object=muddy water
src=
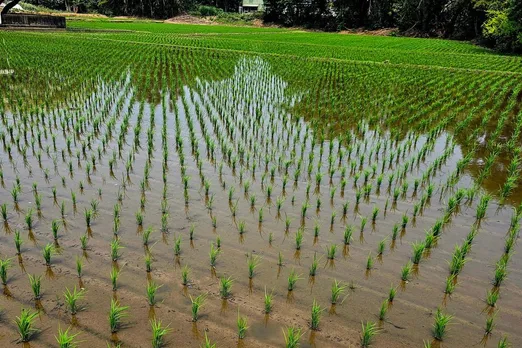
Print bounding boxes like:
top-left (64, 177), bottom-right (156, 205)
top-left (0, 56), bottom-right (521, 348)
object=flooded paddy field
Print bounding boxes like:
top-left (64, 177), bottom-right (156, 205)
top-left (0, 21), bottom-right (521, 347)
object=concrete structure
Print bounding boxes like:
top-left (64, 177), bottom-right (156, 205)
top-left (239, 0), bottom-right (263, 13)
top-left (0, 13), bottom-right (66, 28)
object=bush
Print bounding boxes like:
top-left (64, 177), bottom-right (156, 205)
top-left (198, 5), bottom-right (222, 16)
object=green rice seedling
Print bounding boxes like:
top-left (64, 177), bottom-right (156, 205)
top-left (264, 287), bottom-right (273, 314)
top-left (1, 203), bottom-right (8, 222)
top-left (14, 230), bottom-right (23, 254)
top-left (189, 224), bottom-right (195, 240)
top-left (146, 281), bottom-right (162, 306)
top-left (181, 265), bottom-right (190, 285)
top-left (283, 327), bottom-right (302, 348)
top-left (151, 319), bottom-right (171, 348)
top-left (238, 220), bottom-right (246, 234)
top-left (295, 228), bottom-right (304, 250)
top-left (202, 332), bottom-right (216, 348)
top-left (391, 223), bottom-right (400, 241)
top-left (25, 208), bottom-right (34, 230)
top-left (476, 194), bottom-right (491, 220)
top-left (342, 201), bottom-right (349, 217)
top-left (211, 215), bottom-right (217, 228)
top-left (411, 241), bottom-right (426, 264)
top-left (401, 261), bottom-right (413, 281)
top-left (64, 286), bottom-right (85, 314)
top-left (486, 289), bottom-right (499, 307)
top-left (484, 311), bottom-right (497, 335)
top-left (444, 274), bottom-right (457, 295)
top-left (285, 216), bottom-right (292, 232)
top-left (209, 242), bottom-right (220, 267)
top-left (0, 257), bottom-right (12, 285)
top-left (174, 235), bottom-right (182, 255)
top-left (449, 245), bottom-right (467, 275)
top-left (55, 326), bottom-right (80, 347)
top-left (80, 235), bottom-right (88, 251)
top-left (360, 321), bottom-right (378, 347)
top-left (110, 239), bottom-right (123, 261)
top-left (497, 336), bottom-right (509, 348)
top-left (143, 227), bottom-right (153, 246)
top-left (110, 267), bottom-right (120, 291)
top-left (377, 238), bottom-right (386, 255)
top-left (219, 276), bottom-right (233, 298)
top-left (135, 211), bottom-right (144, 226)
top-left (28, 274), bottom-right (42, 300)
top-left (287, 269), bottom-right (301, 291)
top-left (378, 299), bottom-right (388, 320)
top-left (237, 310), bottom-right (248, 339)
top-left (145, 253), bottom-right (153, 272)
top-left (108, 299), bottom-right (128, 333)
top-left (51, 219), bottom-right (60, 241)
top-left (309, 252), bottom-right (320, 276)
top-left (190, 293), bottom-right (207, 321)
top-left (250, 194), bottom-right (256, 208)
top-left (432, 307), bottom-right (452, 340)
top-left (268, 232), bottom-right (273, 245)
top-left (247, 253), bottom-right (261, 278)
top-left (278, 251), bottom-right (284, 266)
top-left (15, 308), bottom-right (39, 342)
top-left (310, 299), bottom-right (324, 330)
top-left (402, 214), bottom-right (409, 228)
top-left (327, 244), bottom-right (337, 260)
top-left (11, 186), bottom-right (19, 203)
top-left (371, 206), bottom-right (379, 222)
top-left (343, 225), bottom-right (353, 245)
top-left (300, 201), bottom-right (309, 218)
top-left (331, 279), bottom-right (346, 304)
top-left (360, 216), bottom-right (367, 232)
top-left (84, 209), bottom-right (93, 227)
top-left (493, 260), bottom-right (508, 287)
top-left (43, 243), bottom-right (55, 266)
top-left (424, 230), bottom-right (437, 249)
top-left (388, 284), bottom-right (397, 302)
top-left (76, 256), bottom-right (83, 278)
top-left (366, 253), bottom-right (374, 270)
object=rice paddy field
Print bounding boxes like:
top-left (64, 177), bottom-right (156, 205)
top-left (0, 18), bottom-right (522, 348)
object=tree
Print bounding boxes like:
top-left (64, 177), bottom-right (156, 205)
top-left (1, 0), bottom-right (22, 14)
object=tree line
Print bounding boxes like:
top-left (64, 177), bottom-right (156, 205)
top-left (20, 0), bottom-right (522, 52)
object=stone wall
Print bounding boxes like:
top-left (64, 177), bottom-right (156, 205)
top-left (0, 14), bottom-right (66, 28)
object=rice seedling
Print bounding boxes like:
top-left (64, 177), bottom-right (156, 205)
top-left (25, 208), bottom-right (34, 230)
top-left (401, 261), bottom-right (413, 281)
top-left (110, 267), bottom-right (120, 291)
top-left (484, 311), bottom-right (497, 335)
top-left (371, 206), bottom-right (379, 222)
top-left (388, 284), bottom-right (397, 302)
top-left (108, 299), bottom-right (128, 333)
top-left (493, 259), bottom-right (508, 287)
top-left (278, 251), bottom-right (284, 266)
top-left (64, 286), bottom-right (85, 314)
top-left (1, 203), bottom-right (8, 222)
top-left (55, 326), bottom-right (80, 347)
top-left (151, 319), bottom-right (171, 348)
top-left (444, 274), bottom-right (457, 295)
top-left (378, 299), bottom-right (388, 320)
top-left (283, 327), bottom-right (302, 348)
top-left (42, 243), bottom-right (55, 266)
top-left (145, 253), bottom-right (153, 272)
top-left (14, 229), bottom-right (23, 254)
top-left (360, 216), bottom-right (367, 232)
top-left (181, 265), bottom-right (190, 285)
top-left (264, 287), bottom-right (273, 314)
top-left (209, 242), bottom-right (220, 267)
top-left (80, 234), bottom-right (88, 251)
top-left (331, 279), bottom-right (346, 304)
top-left (295, 228), bottom-right (304, 250)
top-left (326, 244), bottom-right (337, 260)
top-left (247, 253), bottom-right (261, 278)
top-left (219, 276), bottom-right (233, 298)
top-left (343, 225), bottom-right (353, 245)
top-left (0, 257), bottom-right (12, 285)
top-left (174, 235), bottom-right (182, 255)
top-left (411, 241), bottom-right (426, 264)
top-left (486, 289), bottom-right (499, 307)
top-left (135, 211), bottom-right (144, 226)
top-left (377, 238), bottom-right (386, 255)
top-left (310, 299), bottom-right (324, 330)
top-left (237, 310), bottom-right (248, 339)
top-left (287, 269), bottom-right (301, 291)
top-left (366, 253), bottom-right (374, 270)
top-left (110, 239), bottom-right (123, 261)
top-left (432, 307), bottom-right (452, 340)
top-left (15, 308), bottom-right (39, 342)
top-left (28, 274), bottom-right (42, 300)
top-left (190, 293), bottom-right (207, 321)
top-left (360, 321), bottom-right (378, 347)
top-left (498, 336), bottom-right (509, 348)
